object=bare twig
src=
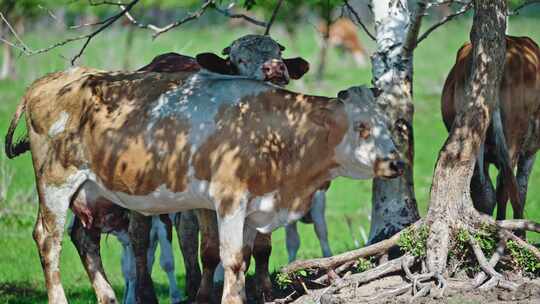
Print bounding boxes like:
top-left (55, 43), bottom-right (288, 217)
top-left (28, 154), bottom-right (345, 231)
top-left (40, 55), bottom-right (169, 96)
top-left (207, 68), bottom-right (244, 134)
top-left (416, 1), bottom-right (473, 46)
top-left (343, 0), bottom-right (376, 41)
top-left (213, 5), bottom-right (267, 27)
top-left (0, 13), bottom-right (30, 51)
top-left (264, 0), bottom-right (284, 35)
top-left (0, 0), bottom-right (140, 65)
top-left (497, 219), bottom-right (540, 233)
top-left (511, 0), bottom-right (540, 15)
top-left (89, 0), bottom-right (129, 5)
top-left (121, 0), bottom-right (213, 38)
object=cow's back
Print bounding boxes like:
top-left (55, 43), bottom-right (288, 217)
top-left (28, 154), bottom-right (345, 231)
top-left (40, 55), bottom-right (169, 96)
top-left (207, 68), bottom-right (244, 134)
top-left (441, 36), bottom-right (540, 161)
top-left (25, 68), bottom-right (193, 189)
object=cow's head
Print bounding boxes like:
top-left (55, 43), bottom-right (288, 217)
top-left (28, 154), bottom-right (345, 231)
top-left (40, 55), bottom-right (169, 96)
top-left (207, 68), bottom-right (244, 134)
top-left (195, 34), bottom-right (310, 85)
top-left (332, 86), bottom-right (404, 179)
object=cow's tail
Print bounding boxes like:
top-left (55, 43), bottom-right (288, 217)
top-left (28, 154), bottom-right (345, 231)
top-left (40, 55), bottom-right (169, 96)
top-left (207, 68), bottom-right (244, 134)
top-left (5, 100), bottom-right (30, 159)
top-left (492, 109), bottom-right (522, 219)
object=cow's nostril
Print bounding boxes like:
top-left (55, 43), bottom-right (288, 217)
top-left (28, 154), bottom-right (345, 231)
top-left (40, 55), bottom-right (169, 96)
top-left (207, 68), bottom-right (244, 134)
top-left (390, 160), bottom-right (405, 173)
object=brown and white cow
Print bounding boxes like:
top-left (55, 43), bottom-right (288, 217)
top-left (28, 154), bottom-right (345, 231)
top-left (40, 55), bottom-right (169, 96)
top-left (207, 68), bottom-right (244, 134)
top-left (320, 18), bottom-right (369, 67)
top-left (5, 35), bottom-right (311, 304)
top-left (441, 35), bottom-right (540, 220)
top-left (5, 62), bottom-right (401, 303)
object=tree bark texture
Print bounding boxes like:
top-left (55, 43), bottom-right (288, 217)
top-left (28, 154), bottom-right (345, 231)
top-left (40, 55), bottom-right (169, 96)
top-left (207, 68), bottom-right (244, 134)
top-left (425, 0), bottom-right (507, 275)
top-left (368, 0), bottom-right (424, 244)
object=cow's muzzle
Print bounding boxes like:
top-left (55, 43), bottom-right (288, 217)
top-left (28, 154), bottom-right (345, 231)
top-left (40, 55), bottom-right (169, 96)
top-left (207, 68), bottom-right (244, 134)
top-left (374, 157), bottom-right (405, 179)
top-left (262, 59), bottom-right (289, 86)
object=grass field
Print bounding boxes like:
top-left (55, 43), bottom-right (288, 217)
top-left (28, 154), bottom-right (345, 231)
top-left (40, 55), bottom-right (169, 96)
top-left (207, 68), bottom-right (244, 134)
top-left (0, 17), bottom-right (539, 303)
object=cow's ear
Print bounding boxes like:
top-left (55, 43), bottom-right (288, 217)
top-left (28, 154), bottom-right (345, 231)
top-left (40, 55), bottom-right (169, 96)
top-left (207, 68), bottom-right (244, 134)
top-left (283, 57), bottom-right (310, 79)
top-left (196, 52), bottom-right (236, 75)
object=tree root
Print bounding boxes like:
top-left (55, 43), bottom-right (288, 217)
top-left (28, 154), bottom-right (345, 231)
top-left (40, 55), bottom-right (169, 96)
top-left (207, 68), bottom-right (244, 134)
top-left (497, 219), bottom-right (540, 233)
top-left (468, 231), bottom-right (518, 291)
top-left (275, 218), bottom-right (540, 303)
top-left (281, 220), bottom-right (422, 274)
top-left (503, 230), bottom-right (540, 261)
top-left (360, 283), bottom-right (412, 302)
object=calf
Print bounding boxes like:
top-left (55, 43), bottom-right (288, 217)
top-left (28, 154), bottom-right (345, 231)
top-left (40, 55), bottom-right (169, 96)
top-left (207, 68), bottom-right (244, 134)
top-left (441, 35), bottom-right (540, 220)
top-left (320, 18), bottom-right (369, 67)
top-left (6, 63), bottom-right (402, 303)
top-left (285, 181), bottom-right (332, 262)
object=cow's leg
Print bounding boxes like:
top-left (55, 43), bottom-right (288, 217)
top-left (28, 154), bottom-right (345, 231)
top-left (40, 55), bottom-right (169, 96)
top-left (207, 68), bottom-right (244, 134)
top-left (252, 233), bottom-right (273, 302)
top-left (34, 174), bottom-right (88, 304)
top-left (128, 212), bottom-right (158, 304)
top-left (176, 210), bottom-right (201, 301)
top-left (196, 209), bottom-right (220, 303)
top-left (470, 146), bottom-right (497, 215)
top-left (217, 202), bottom-right (249, 304)
top-left (146, 217), bottom-right (159, 275)
top-left (156, 215), bottom-right (183, 304)
top-left (495, 173), bottom-right (509, 220)
top-left (285, 222), bottom-right (300, 262)
top-left (311, 190), bottom-right (332, 258)
top-left (116, 233), bottom-right (136, 304)
top-left (516, 153), bottom-right (536, 213)
top-left (70, 217), bottom-right (117, 304)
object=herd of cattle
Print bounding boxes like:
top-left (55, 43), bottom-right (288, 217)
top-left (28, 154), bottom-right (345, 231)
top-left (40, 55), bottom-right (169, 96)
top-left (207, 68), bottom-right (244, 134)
top-left (3, 18), bottom-right (540, 304)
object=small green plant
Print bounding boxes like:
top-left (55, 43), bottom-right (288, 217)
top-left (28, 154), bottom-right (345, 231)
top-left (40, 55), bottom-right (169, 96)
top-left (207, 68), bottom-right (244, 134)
top-left (474, 225), bottom-right (497, 257)
top-left (355, 257), bottom-right (374, 273)
top-left (275, 272), bottom-right (293, 289)
top-left (507, 240), bottom-right (540, 274)
top-left (275, 269), bottom-right (309, 289)
top-left (398, 225), bottom-right (429, 257)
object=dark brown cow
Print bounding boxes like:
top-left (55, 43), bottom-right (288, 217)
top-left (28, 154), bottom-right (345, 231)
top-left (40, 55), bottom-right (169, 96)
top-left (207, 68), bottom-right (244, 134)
top-left (441, 35), bottom-right (540, 220)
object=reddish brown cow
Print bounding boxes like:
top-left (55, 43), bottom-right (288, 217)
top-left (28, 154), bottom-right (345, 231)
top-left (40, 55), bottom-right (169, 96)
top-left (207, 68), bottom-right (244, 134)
top-left (441, 36), bottom-right (540, 220)
top-left (320, 18), bottom-right (369, 67)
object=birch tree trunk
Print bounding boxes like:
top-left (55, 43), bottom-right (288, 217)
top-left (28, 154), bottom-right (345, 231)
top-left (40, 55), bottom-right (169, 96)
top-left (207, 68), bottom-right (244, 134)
top-left (368, 0), bottom-right (424, 243)
top-left (425, 0), bottom-right (507, 274)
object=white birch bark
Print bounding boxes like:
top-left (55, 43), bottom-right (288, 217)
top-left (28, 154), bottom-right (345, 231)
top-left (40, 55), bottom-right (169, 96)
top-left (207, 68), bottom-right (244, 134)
top-left (367, 0), bottom-right (424, 243)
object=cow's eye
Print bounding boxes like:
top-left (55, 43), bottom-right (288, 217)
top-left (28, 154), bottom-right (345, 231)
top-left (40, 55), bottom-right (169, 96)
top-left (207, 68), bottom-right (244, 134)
top-left (354, 122), bottom-right (371, 139)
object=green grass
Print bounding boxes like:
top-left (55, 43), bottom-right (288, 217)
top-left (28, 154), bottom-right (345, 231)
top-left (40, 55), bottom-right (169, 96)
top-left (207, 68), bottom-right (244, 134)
top-left (0, 17), bottom-right (539, 303)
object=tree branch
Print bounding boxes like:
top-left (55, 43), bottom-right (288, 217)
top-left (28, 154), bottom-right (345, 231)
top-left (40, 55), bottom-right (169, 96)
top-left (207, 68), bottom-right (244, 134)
top-left (343, 0), bottom-right (376, 41)
top-left (511, 0), bottom-right (540, 15)
top-left (264, 0), bottom-right (284, 35)
top-left (0, 0), bottom-right (140, 65)
top-left (416, 1), bottom-right (472, 46)
top-left (213, 5), bottom-right (267, 27)
top-left (403, 0), bottom-right (428, 57)
top-left (121, 0), bottom-right (213, 38)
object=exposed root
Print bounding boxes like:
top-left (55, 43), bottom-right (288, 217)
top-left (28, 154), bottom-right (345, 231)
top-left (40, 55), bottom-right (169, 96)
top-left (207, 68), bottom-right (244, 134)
top-left (503, 230), bottom-right (540, 261)
top-left (473, 237), bottom-right (506, 286)
top-left (313, 260), bottom-right (355, 285)
top-left (281, 220), bottom-right (422, 274)
top-left (497, 219), bottom-right (540, 233)
top-left (335, 254), bottom-right (414, 291)
top-left (468, 231), bottom-right (518, 291)
top-left (361, 283), bottom-right (412, 302)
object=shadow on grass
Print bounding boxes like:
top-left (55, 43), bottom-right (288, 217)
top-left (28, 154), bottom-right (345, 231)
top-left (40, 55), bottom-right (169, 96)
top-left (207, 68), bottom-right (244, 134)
top-left (0, 281), bottom-right (176, 304)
